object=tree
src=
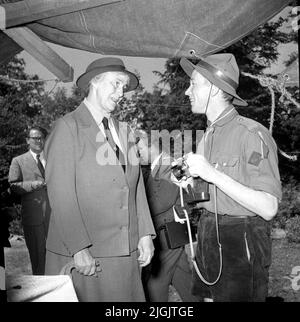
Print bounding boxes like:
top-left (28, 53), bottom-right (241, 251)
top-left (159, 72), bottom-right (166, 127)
top-left (0, 58), bottom-right (84, 181)
top-left (0, 57), bottom-right (45, 179)
top-left (35, 85), bottom-right (83, 131)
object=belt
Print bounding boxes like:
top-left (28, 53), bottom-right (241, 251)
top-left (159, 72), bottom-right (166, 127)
top-left (152, 210), bottom-right (175, 230)
top-left (201, 209), bottom-right (256, 220)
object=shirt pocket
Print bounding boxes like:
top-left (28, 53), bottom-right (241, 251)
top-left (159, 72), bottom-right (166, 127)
top-left (212, 155), bottom-right (240, 180)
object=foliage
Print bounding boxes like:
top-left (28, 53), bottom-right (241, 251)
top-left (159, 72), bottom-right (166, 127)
top-left (0, 59), bottom-right (83, 182)
top-left (9, 216), bottom-right (23, 236)
top-left (285, 216), bottom-right (300, 244)
top-left (273, 178), bottom-right (300, 229)
top-left (0, 57), bottom-right (45, 179)
top-left (36, 85), bottom-right (83, 132)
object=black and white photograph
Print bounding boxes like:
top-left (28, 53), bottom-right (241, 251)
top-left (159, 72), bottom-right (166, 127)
top-left (0, 0), bottom-right (299, 308)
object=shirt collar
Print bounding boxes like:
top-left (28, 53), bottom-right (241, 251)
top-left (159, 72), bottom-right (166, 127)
top-left (207, 105), bottom-right (238, 128)
top-left (84, 98), bottom-right (107, 126)
top-left (30, 150), bottom-right (44, 160)
top-left (151, 153), bottom-right (163, 171)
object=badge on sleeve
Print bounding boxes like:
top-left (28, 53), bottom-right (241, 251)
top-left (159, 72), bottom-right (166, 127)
top-left (248, 151), bottom-right (262, 166)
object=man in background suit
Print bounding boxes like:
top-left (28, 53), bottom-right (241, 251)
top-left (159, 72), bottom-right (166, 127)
top-left (137, 131), bottom-right (198, 302)
top-left (44, 57), bottom-right (155, 302)
top-left (8, 126), bottom-right (49, 275)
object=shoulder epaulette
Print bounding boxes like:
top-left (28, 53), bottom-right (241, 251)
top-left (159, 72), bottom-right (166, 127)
top-left (237, 116), bottom-right (275, 158)
top-left (236, 116), bottom-right (261, 133)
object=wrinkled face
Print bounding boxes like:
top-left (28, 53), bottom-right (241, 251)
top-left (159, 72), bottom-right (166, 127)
top-left (92, 71), bottom-right (130, 114)
top-left (26, 129), bottom-right (45, 154)
top-left (185, 70), bottom-right (212, 114)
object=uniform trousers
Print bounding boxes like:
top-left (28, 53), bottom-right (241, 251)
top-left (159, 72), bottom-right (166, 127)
top-left (45, 249), bottom-right (145, 302)
top-left (23, 223), bottom-right (46, 275)
top-left (192, 211), bottom-right (272, 302)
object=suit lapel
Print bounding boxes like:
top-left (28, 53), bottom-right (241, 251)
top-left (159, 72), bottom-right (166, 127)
top-left (151, 154), bottom-right (162, 179)
top-left (113, 118), bottom-right (128, 165)
top-left (76, 103), bottom-right (127, 175)
top-left (25, 151), bottom-right (43, 178)
top-left (76, 103), bottom-right (104, 150)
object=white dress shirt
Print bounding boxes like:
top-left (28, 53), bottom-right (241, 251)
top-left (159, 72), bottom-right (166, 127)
top-left (30, 150), bottom-right (46, 168)
top-left (151, 153), bottom-right (163, 172)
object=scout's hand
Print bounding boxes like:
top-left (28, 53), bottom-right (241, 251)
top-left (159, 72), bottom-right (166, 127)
top-left (185, 153), bottom-right (216, 183)
top-left (73, 248), bottom-right (100, 276)
top-left (137, 235), bottom-right (154, 267)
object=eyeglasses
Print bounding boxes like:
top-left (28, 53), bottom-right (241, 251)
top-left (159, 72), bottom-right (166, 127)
top-left (28, 137), bottom-right (44, 141)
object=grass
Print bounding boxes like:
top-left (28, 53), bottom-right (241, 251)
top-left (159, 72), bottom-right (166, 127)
top-left (4, 236), bottom-right (31, 277)
top-left (4, 236), bottom-right (300, 302)
top-left (268, 239), bottom-right (300, 302)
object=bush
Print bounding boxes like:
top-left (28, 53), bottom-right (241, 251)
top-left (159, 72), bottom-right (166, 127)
top-left (285, 216), bottom-right (300, 244)
top-left (8, 204), bottom-right (23, 236)
top-left (9, 217), bottom-right (23, 236)
top-left (273, 179), bottom-right (300, 229)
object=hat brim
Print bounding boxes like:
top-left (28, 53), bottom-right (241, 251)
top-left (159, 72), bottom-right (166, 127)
top-left (76, 66), bottom-right (139, 92)
top-left (180, 58), bottom-right (248, 107)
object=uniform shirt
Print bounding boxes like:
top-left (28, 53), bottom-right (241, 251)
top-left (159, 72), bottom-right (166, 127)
top-left (197, 106), bottom-right (282, 217)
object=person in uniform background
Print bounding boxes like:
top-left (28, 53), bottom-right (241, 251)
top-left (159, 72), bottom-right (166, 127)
top-left (44, 57), bottom-right (155, 302)
top-left (8, 126), bottom-right (49, 275)
top-left (136, 130), bottom-right (199, 302)
top-left (175, 53), bottom-right (282, 302)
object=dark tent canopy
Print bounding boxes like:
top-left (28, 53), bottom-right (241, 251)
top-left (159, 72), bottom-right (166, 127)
top-left (0, 0), bottom-right (293, 81)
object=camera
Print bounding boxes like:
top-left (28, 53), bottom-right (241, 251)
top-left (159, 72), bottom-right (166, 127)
top-left (171, 158), bottom-right (210, 204)
top-left (171, 159), bottom-right (190, 181)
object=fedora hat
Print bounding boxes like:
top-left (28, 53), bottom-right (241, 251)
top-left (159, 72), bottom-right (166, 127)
top-left (180, 54), bottom-right (248, 106)
top-left (76, 57), bottom-right (139, 92)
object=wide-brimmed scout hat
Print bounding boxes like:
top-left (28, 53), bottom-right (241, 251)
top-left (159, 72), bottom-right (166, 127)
top-left (180, 53), bottom-right (248, 106)
top-left (76, 57), bottom-right (139, 92)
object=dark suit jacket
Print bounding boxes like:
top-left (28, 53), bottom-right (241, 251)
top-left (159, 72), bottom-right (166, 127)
top-left (144, 154), bottom-right (179, 230)
top-left (8, 151), bottom-right (49, 227)
top-left (44, 102), bottom-right (155, 258)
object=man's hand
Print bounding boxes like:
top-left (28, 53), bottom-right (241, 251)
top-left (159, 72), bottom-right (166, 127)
top-left (137, 235), bottom-right (154, 267)
top-left (184, 153), bottom-right (217, 183)
top-left (31, 180), bottom-right (46, 190)
top-left (73, 248), bottom-right (100, 276)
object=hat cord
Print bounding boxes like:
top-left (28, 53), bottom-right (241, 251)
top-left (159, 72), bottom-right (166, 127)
top-left (204, 83), bottom-right (213, 116)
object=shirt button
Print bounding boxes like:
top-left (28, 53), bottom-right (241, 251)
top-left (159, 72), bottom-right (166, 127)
top-left (223, 162), bottom-right (227, 166)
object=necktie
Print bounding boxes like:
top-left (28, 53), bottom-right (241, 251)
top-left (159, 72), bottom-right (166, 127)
top-left (102, 117), bottom-right (126, 171)
top-left (36, 154), bottom-right (45, 179)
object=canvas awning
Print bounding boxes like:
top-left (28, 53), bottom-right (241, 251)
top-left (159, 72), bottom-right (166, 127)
top-left (0, 0), bottom-right (293, 82)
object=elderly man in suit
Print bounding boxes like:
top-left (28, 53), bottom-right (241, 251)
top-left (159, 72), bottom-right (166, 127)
top-left (8, 126), bottom-right (49, 275)
top-left (44, 57), bottom-right (155, 302)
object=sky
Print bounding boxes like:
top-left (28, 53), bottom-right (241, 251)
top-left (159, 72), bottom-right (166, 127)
top-left (20, 46), bottom-right (167, 94)
top-left (18, 5), bottom-right (298, 95)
